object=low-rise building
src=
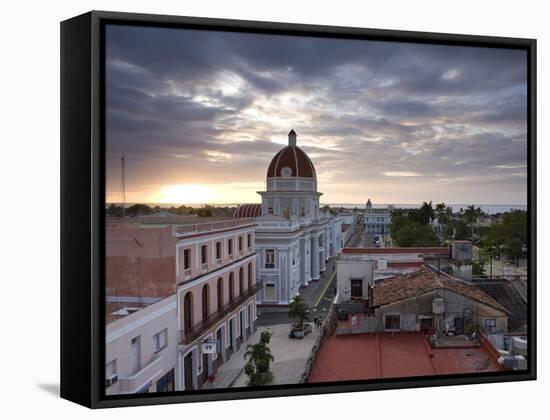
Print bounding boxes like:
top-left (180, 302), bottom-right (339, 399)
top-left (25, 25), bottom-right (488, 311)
top-left (335, 267), bottom-right (509, 336)
top-left (338, 246), bottom-right (451, 284)
top-left (370, 268), bottom-right (509, 335)
top-left (106, 295), bottom-right (178, 394)
top-left (105, 223), bottom-right (179, 395)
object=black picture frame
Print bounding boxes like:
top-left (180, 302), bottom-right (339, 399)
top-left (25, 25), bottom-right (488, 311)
top-left (61, 10), bottom-right (537, 409)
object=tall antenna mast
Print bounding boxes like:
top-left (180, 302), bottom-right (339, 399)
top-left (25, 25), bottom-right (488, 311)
top-left (121, 151), bottom-right (126, 218)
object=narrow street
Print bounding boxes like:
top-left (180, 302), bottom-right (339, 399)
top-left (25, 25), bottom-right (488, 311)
top-left (350, 230), bottom-right (374, 247)
top-left (257, 257), bottom-right (337, 326)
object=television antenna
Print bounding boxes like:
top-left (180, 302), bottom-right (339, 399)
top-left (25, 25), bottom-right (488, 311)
top-left (121, 151), bottom-right (126, 218)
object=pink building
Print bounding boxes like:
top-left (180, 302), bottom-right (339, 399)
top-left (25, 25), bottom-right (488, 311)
top-left (174, 218), bottom-right (260, 390)
top-left (105, 218), bottom-right (260, 394)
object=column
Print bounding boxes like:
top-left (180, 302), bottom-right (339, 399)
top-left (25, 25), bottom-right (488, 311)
top-left (320, 232), bottom-right (327, 272)
top-left (300, 237), bottom-right (309, 286)
top-left (311, 234), bottom-right (320, 280)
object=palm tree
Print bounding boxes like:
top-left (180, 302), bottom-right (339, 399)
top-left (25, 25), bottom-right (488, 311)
top-left (435, 203), bottom-right (448, 224)
top-left (464, 205), bottom-right (482, 240)
top-left (288, 295), bottom-right (309, 329)
top-left (243, 331), bottom-right (274, 386)
top-left (418, 201), bottom-right (436, 225)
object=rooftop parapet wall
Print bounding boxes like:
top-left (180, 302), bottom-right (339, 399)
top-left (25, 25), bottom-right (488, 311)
top-left (172, 218), bottom-right (255, 238)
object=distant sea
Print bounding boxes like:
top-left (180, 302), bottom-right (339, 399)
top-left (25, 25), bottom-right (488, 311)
top-left (325, 203), bottom-right (527, 215)
top-left (108, 202), bottom-right (527, 215)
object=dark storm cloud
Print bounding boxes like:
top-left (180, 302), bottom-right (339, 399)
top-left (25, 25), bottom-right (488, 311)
top-left (105, 23), bottom-right (527, 204)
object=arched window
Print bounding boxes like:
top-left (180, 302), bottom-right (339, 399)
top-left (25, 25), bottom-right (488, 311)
top-left (201, 284), bottom-right (209, 322)
top-left (239, 267), bottom-right (244, 296)
top-left (217, 277), bottom-right (223, 310)
top-left (183, 292), bottom-right (193, 334)
top-left (229, 272), bottom-right (235, 301)
top-left (248, 262), bottom-right (253, 289)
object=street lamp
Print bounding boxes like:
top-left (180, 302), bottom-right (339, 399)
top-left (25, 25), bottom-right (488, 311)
top-left (520, 243), bottom-right (527, 267)
top-left (489, 246), bottom-right (496, 279)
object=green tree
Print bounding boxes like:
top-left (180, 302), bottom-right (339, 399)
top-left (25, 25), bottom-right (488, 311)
top-left (106, 203), bottom-right (123, 217)
top-left (126, 203), bottom-right (152, 216)
top-left (390, 214), bottom-right (409, 235)
top-left (463, 205), bottom-right (483, 239)
top-left (288, 295), bottom-right (309, 329)
top-left (409, 201), bottom-right (435, 225)
top-left (447, 219), bottom-right (471, 241)
top-left (435, 202), bottom-right (450, 225)
top-left (484, 210), bottom-right (527, 265)
top-left (244, 331), bottom-right (274, 386)
top-left (393, 221), bottom-right (440, 247)
top-left (196, 204), bottom-right (213, 217)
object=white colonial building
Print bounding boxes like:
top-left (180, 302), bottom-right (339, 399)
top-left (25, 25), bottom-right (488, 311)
top-left (234, 130), bottom-right (344, 305)
top-left (364, 198), bottom-right (392, 234)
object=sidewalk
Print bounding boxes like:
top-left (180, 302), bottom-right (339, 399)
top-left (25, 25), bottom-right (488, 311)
top-left (205, 323), bottom-right (321, 389)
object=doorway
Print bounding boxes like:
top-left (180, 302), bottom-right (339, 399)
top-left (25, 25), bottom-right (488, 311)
top-left (216, 328), bottom-right (223, 361)
top-left (455, 317), bottom-right (465, 335)
top-left (183, 352), bottom-right (194, 391)
top-left (201, 346), bottom-right (209, 384)
top-left (229, 318), bottom-right (235, 353)
top-left (131, 336), bottom-right (141, 374)
top-left (240, 311), bottom-right (245, 340)
top-left (420, 317), bottom-right (433, 333)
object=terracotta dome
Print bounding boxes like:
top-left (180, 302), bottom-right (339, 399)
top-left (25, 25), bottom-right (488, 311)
top-left (266, 130), bottom-right (317, 179)
top-left (233, 204), bottom-right (261, 218)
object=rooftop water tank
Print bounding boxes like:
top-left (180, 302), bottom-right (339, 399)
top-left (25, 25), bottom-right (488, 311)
top-left (499, 355), bottom-right (518, 369)
top-left (515, 355), bottom-right (528, 370)
top-left (512, 337), bottom-right (528, 356)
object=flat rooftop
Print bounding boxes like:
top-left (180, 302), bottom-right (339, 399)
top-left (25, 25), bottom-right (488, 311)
top-left (308, 332), bottom-right (503, 383)
top-left (106, 215), bottom-right (235, 227)
top-left (341, 247), bottom-right (450, 255)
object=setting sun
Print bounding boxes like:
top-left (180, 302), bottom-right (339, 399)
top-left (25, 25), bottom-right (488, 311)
top-left (156, 184), bottom-right (212, 204)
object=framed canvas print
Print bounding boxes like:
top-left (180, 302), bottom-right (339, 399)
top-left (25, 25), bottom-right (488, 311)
top-left (60, 11), bottom-right (536, 408)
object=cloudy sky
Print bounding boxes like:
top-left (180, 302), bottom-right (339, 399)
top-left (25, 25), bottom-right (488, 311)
top-left (105, 24), bottom-right (527, 206)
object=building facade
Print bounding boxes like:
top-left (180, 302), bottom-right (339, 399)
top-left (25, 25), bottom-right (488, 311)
top-left (106, 294), bottom-right (178, 395)
top-left (247, 130), bottom-right (344, 305)
top-left (105, 218), bottom-right (260, 394)
top-left (174, 218), bottom-right (259, 390)
top-left (364, 199), bottom-right (392, 234)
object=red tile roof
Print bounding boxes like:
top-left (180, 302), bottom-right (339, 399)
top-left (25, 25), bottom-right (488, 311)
top-left (373, 268), bottom-right (508, 313)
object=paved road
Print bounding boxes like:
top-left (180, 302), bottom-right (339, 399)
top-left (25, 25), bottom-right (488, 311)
top-left (257, 257), bottom-right (337, 326)
top-left (350, 229), bottom-right (375, 248)
top-left (299, 257), bottom-right (336, 308)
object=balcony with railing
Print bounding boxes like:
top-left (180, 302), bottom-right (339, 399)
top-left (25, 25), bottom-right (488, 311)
top-left (118, 354), bottom-right (163, 393)
top-left (172, 218), bottom-right (255, 238)
top-left (179, 281), bottom-right (263, 345)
